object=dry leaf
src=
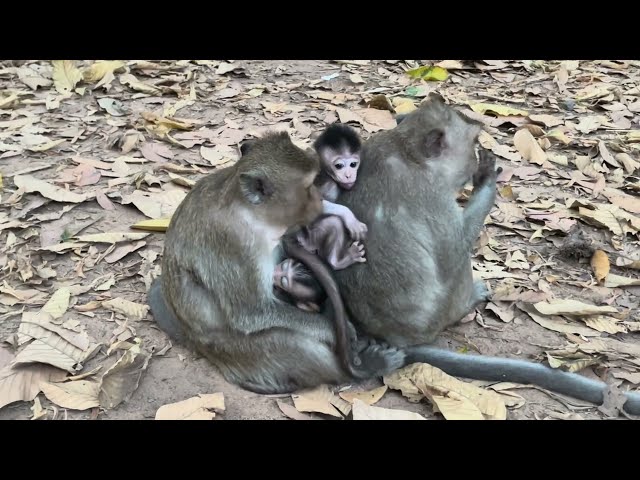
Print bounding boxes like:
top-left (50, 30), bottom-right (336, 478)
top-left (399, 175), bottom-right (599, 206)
top-left (529, 114), bottom-right (564, 127)
top-left (52, 60), bottom-right (82, 94)
top-left (74, 232), bottom-right (150, 244)
top-left (41, 287), bottom-right (70, 319)
top-left (603, 274), bottom-right (640, 288)
top-left (102, 298), bottom-right (149, 321)
top-left (155, 393), bottom-right (225, 420)
top-left (40, 380), bottom-right (100, 410)
top-left (131, 218), bottom-right (171, 232)
top-left (590, 250), bottom-right (610, 283)
top-left (384, 363), bottom-right (507, 420)
top-left (291, 384), bottom-right (343, 418)
top-left (352, 399), bottom-right (426, 420)
top-left (104, 240), bottom-right (146, 264)
top-left (200, 145), bottom-right (237, 167)
top-left (99, 340), bottom-right (151, 409)
top-left (119, 73), bottom-right (161, 95)
top-left (0, 364), bottom-right (67, 409)
top-left (518, 303), bottom-right (601, 337)
top-left (533, 299), bottom-right (618, 316)
top-left (339, 385), bottom-right (388, 405)
top-left (470, 103), bottom-right (528, 117)
top-left (14, 175), bottom-right (88, 203)
top-left (277, 400), bottom-right (315, 420)
top-left (514, 129), bottom-right (547, 166)
top-left (583, 316), bottom-right (627, 334)
top-left (83, 61), bottom-right (125, 83)
top-left (121, 190), bottom-right (186, 219)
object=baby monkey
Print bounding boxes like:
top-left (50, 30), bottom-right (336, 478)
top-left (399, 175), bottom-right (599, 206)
top-left (273, 123), bottom-right (367, 311)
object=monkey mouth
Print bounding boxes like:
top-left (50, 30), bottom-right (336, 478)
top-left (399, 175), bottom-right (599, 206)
top-left (341, 181), bottom-right (356, 190)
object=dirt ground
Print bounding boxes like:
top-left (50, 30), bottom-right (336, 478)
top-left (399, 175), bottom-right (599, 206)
top-left (0, 60), bottom-right (639, 420)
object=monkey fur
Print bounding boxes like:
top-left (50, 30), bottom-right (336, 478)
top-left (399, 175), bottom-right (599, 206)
top-left (148, 131), bottom-right (402, 394)
top-left (332, 92), bottom-right (640, 416)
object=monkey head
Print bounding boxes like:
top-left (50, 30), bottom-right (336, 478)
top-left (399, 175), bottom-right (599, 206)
top-left (273, 258), bottom-right (326, 309)
top-left (238, 132), bottom-right (323, 228)
top-left (397, 92), bottom-right (483, 190)
top-left (313, 123), bottom-right (362, 190)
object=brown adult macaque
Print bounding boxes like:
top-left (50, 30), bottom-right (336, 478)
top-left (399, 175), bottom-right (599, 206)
top-left (148, 132), bottom-right (404, 394)
top-left (332, 92), bottom-right (640, 416)
top-left (273, 258), bottom-right (326, 313)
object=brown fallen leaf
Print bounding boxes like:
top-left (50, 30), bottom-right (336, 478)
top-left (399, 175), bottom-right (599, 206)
top-left (40, 287), bottom-right (70, 319)
top-left (518, 303), bottom-right (601, 337)
top-left (533, 299), bottom-right (618, 316)
top-left (277, 400), bottom-right (316, 420)
top-left (352, 399), bottom-right (426, 420)
top-left (514, 129), bottom-right (547, 166)
top-left (102, 298), bottom-right (150, 321)
top-left (99, 340), bottom-right (151, 409)
top-left (14, 175), bottom-right (88, 203)
top-left (40, 379), bottom-right (100, 410)
top-left (104, 240), bottom-right (146, 264)
top-left (82, 61), bottom-right (125, 83)
top-left (582, 316), bottom-right (627, 334)
top-left (339, 385), bottom-right (388, 405)
top-left (384, 362), bottom-right (507, 420)
top-left (74, 232), bottom-right (149, 244)
top-left (591, 250), bottom-right (610, 283)
top-left (485, 302), bottom-right (516, 323)
top-left (52, 60), bottom-right (82, 94)
top-left (0, 364), bottom-right (67, 410)
top-left (603, 274), bottom-right (640, 288)
top-left (155, 393), bottom-right (225, 420)
top-left (121, 189), bottom-right (186, 219)
top-left (291, 384), bottom-right (343, 418)
top-left (96, 191), bottom-right (115, 210)
top-left (200, 145), bottom-right (237, 167)
top-left (141, 142), bottom-right (174, 163)
top-left (119, 73), bottom-right (162, 95)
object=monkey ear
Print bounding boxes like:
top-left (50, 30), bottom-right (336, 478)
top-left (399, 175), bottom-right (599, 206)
top-left (424, 128), bottom-right (445, 158)
top-left (240, 140), bottom-right (256, 156)
top-left (239, 172), bottom-right (275, 205)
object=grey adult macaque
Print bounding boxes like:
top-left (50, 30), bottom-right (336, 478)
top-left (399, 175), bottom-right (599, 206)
top-left (332, 92), bottom-right (640, 416)
top-left (148, 132), bottom-right (405, 393)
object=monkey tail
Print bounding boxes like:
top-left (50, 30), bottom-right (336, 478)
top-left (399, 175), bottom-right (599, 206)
top-left (405, 345), bottom-right (640, 416)
top-left (281, 237), bottom-right (361, 378)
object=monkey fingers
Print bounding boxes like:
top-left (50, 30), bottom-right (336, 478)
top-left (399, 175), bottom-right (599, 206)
top-left (473, 149), bottom-right (502, 187)
top-left (344, 217), bottom-right (368, 241)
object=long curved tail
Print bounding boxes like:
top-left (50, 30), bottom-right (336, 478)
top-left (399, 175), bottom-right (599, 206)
top-left (405, 345), bottom-right (640, 416)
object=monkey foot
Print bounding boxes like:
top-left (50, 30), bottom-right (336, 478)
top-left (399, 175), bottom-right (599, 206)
top-left (356, 342), bottom-right (406, 377)
top-left (348, 242), bottom-right (366, 263)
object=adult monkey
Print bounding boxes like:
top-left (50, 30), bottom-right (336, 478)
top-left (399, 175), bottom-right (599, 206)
top-left (332, 92), bottom-right (640, 416)
top-left (148, 131), bottom-right (404, 394)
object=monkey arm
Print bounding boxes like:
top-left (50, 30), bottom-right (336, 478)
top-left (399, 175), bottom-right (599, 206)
top-left (322, 200), bottom-right (367, 241)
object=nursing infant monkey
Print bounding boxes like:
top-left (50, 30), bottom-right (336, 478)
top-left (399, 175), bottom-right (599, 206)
top-left (148, 93), bottom-right (640, 415)
top-left (271, 124), bottom-right (366, 312)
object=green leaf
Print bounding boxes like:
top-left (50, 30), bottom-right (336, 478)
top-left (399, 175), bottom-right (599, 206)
top-left (406, 65), bottom-right (449, 81)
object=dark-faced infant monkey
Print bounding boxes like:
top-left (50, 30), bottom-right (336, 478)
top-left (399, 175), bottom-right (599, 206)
top-left (148, 131), bottom-right (405, 394)
top-left (333, 92), bottom-right (640, 416)
top-left (272, 258), bottom-right (326, 312)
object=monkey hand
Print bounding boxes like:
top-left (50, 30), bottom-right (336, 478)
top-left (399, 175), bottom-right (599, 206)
top-left (473, 149), bottom-right (502, 188)
top-left (344, 215), bottom-right (368, 241)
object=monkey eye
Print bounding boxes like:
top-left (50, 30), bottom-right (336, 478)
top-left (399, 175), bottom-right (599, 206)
top-left (350, 162), bottom-right (358, 168)
top-left (281, 277), bottom-right (289, 289)
top-left (335, 163), bottom-right (344, 170)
